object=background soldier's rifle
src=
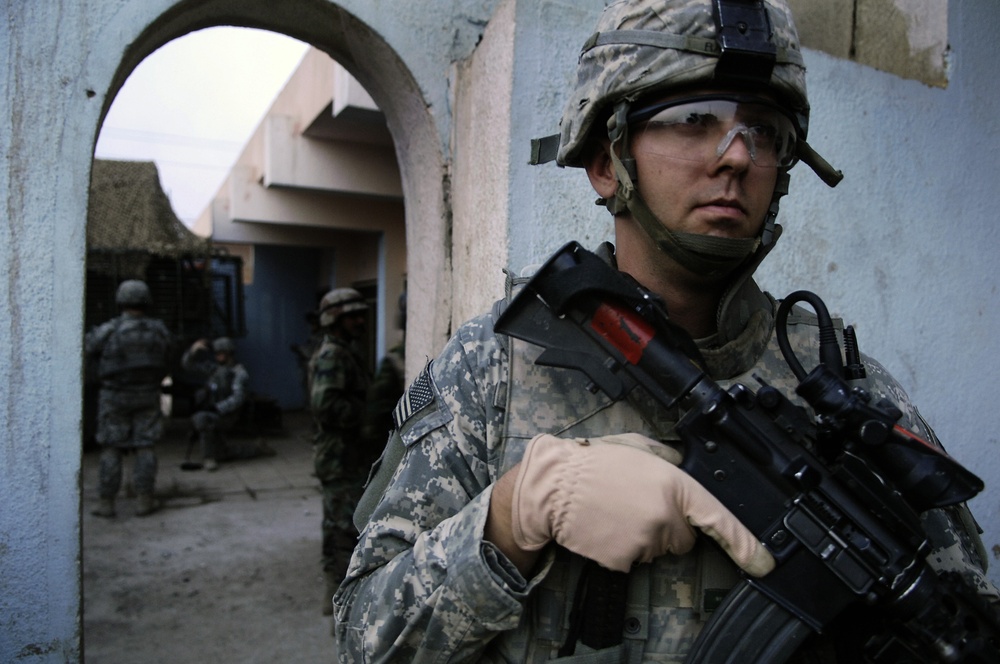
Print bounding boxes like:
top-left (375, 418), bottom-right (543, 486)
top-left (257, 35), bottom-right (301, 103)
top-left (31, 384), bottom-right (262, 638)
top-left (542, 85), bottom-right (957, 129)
top-left (495, 241), bottom-right (1000, 662)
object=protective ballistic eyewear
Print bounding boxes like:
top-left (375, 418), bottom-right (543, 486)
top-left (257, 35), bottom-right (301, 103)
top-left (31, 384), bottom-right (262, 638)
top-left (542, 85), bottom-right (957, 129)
top-left (628, 95), bottom-right (799, 168)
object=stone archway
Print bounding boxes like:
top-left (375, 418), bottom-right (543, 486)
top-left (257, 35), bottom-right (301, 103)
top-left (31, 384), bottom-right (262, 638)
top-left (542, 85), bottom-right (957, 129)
top-left (77, 0), bottom-right (456, 657)
top-left (4, 0), bottom-right (519, 656)
top-left (99, 0), bottom-right (454, 379)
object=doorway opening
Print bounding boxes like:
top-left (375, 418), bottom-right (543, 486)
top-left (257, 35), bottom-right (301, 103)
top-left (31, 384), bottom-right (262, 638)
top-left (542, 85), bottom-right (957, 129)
top-left (83, 10), bottom-right (431, 658)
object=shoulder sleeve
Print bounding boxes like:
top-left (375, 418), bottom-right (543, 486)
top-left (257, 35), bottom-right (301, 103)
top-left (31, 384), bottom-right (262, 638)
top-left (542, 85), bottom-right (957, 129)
top-left (861, 354), bottom-right (998, 602)
top-left (84, 318), bottom-right (117, 356)
top-left (212, 365), bottom-right (249, 415)
top-left (333, 311), bottom-right (546, 662)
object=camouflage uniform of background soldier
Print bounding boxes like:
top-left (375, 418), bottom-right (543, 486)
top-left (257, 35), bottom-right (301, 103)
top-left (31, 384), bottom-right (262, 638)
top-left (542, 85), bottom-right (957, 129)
top-left (85, 279), bottom-right (173, 518)
top-left (292, 309), bottom-right (323, 406)
top-left (334, 1), bottom-right (998, 662)
top-left (360, 290), bottom-right (406, 463)
top-left (181, 337), bottom-right (272, 471)
top-left (308, 287), bottom-right (371, 617)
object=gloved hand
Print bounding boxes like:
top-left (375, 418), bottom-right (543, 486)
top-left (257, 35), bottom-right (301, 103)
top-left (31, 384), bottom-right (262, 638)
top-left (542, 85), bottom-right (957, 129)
top-left (511, 433), bottom-right (775, 576)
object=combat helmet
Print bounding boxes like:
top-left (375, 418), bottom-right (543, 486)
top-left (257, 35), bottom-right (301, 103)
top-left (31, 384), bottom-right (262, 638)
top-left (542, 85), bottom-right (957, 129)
top-left (115, 279), bottom-right (152, 308)
top-left (212, 337), bottom-right (236, 354)
top-left (318, 288), bottom-right (368, 328)
top-left (531, 0), bottom-right (842, 278)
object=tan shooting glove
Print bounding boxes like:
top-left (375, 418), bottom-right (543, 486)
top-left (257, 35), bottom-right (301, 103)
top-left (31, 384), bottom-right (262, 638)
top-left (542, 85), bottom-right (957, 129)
top-left (511, 433), bottom-right (775, 576)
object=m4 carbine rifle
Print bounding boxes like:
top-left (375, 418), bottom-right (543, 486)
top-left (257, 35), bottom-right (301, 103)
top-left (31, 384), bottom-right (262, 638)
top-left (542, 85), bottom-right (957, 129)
top-left (494, 241), bottom-right (1000, 663)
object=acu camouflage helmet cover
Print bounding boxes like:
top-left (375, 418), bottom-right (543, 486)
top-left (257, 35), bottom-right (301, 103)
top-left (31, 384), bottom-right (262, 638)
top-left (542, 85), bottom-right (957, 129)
top-left (212, 337), bottom-right (236, 354)
top-left (115, 279), bottom-right (152, 307)
top-left (556, 0), bottom-right (808, 168)
top-left (319, 287), bottom-right (368, 328)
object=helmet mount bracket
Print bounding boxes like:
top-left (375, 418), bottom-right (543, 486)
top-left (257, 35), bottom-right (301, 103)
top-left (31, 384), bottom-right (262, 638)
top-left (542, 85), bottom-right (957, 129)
top-left (713, 0), bottom-right (778, 87)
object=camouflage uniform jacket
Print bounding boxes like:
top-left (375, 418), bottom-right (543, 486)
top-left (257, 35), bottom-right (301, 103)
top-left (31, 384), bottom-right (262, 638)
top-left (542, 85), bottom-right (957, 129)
top-left (334, 251), bottom-right (994, 663)
top-left (310, 333), bottom-right (370, 481)
top-left (181, 349), bottom-right (250, 418)
top-left (85, 312), bottom-right (172, 392)
top-left (85, 312), bottom-right (173, 449)
top-left (362, 343), bottom-right (406, 451)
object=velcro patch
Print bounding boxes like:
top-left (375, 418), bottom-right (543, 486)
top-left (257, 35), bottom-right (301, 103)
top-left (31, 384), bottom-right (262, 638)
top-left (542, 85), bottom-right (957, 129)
top-left (392, 362), bottom-right (435, 429)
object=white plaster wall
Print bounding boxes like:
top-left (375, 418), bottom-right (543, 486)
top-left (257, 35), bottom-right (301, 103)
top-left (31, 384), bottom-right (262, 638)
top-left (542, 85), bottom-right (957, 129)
top-left (2, 4), bottom-right (117, 659)
top-left (451, 0), bottom-right (516, 327)
top-left (507, 1), bottom-right (610, 274)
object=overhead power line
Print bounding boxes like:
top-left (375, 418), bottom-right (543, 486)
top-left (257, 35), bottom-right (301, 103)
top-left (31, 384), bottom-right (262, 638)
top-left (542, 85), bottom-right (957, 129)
top-left (98, 126), bottom-right (245, 151)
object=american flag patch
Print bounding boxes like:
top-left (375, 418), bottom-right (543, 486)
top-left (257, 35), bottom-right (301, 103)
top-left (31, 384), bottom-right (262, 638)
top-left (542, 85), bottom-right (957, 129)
top-left (393, 362), bottom-right (435, 429)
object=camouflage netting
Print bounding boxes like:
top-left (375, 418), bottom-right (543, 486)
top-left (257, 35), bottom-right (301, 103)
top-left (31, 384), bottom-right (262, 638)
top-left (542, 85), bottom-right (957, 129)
top-left (88, 159), bottom-right (210, 277)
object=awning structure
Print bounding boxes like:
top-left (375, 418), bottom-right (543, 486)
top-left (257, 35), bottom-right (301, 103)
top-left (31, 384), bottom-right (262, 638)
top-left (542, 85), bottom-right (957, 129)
top-left (85, 159), bottom-right (243, 341)
top-left (88, 159), bottom-right (210, 260)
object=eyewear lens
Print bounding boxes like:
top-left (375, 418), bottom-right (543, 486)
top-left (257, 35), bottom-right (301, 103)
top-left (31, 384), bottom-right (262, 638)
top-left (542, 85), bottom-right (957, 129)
top-left (630, 97), bottom-right (798, 168)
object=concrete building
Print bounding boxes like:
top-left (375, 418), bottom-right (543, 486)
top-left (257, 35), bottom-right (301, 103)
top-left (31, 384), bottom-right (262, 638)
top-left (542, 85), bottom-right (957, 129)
top-left (3, 1), bottom-right (1000, 660)
top-left (193, 49), bottom-right (407, 410)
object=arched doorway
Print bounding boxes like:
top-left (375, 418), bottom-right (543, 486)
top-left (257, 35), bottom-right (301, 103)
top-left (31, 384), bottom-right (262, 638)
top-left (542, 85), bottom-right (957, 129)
top-left (100, 0), bottom-right (453, 377)
top-left (81, 1), bottom-right (453, 658)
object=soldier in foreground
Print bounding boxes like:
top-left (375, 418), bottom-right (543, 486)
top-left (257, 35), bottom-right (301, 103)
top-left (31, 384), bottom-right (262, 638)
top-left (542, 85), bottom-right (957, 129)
top-left (85, 279), bottom-right (173, 518)
top-left (308, 288), bottom-right (371, 618)
top-left (335, 1), bottom-right (998, 661)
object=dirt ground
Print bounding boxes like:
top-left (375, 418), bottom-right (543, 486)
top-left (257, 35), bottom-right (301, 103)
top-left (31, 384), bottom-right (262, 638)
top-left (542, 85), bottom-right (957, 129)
top-left (81, 410), bottom-right (341, 663)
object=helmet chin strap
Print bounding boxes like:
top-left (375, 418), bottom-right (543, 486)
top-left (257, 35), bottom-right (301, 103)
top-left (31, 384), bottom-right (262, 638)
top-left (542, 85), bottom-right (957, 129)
top-left (602, 101), bottom-right (786, 280)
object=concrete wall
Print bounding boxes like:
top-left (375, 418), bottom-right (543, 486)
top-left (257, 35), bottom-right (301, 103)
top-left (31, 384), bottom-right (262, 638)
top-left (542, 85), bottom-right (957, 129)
top-left (239, 244), bottom-right (325, 410)
top-left (450, 0), bottom-right (516, 327)
top-left (789, 0), bottom-right (950, 88)
top-left (3, 0), bottom-right (1000, 660)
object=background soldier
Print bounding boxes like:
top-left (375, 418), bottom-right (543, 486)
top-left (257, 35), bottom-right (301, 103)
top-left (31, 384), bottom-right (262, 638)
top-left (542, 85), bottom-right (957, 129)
top-left (360, 289), bottom-right (406, 466)
top-left (182, 337), bottom-right (272, 471)
top-left (308, 287), bottom-right (371, 618)
top-left (291, 309), bottom-right (323, 406)
top-left (85, 279), bottom-right (173, 518)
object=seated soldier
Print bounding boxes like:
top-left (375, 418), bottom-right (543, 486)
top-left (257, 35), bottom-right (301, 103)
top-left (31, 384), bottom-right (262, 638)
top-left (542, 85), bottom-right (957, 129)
top-left (181, 337), bottom-right (274, 471)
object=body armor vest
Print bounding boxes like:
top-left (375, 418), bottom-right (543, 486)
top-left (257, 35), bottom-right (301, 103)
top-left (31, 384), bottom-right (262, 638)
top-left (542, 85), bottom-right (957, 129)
top-left (207, 365), bottom-right (237, 405)
top-left (491, 281), bottom-right (830, 662)
top-left (98, 316), bottom-right (169, 385)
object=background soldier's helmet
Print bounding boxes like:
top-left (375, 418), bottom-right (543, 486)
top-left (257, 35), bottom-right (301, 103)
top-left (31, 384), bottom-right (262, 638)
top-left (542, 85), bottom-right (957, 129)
top-left (115, 279), bottom-right (152, 308)
top-left (318, 288), bottom-right (368, 328)
top-left (556, 0), bottom-right (808, 167)
top-left (212, 337), bottom-right (236, 354)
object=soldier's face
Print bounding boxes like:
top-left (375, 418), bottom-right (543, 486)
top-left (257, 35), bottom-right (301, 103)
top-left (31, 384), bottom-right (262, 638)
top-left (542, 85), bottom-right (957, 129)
top-left (340, 312), bottom-right (366, 340)
top-left (629, 90), bottom-right (779, 241)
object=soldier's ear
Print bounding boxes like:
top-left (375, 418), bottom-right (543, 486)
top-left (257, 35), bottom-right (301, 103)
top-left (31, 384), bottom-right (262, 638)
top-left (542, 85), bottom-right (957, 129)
top-left (583, 139), bottom-right (617, 200)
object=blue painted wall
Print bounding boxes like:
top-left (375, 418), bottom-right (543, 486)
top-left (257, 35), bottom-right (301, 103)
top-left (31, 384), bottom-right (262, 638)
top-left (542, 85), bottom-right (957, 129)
top-left (238, 244), bottom-right (323, 410)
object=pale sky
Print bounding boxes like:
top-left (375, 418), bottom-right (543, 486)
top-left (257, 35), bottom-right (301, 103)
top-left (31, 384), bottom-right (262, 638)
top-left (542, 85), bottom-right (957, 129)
top-left (94, 27), bottom-right (310, 227)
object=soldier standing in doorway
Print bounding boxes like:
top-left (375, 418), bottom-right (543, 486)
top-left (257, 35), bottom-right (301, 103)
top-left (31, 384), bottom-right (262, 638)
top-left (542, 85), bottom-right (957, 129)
top-left (308, 287), bottom-right (371, 618)
top-left (85, 279), bottom-right (173, 518)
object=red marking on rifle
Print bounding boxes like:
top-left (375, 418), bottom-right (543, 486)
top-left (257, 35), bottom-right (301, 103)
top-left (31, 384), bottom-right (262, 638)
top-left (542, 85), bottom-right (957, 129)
top-left (590, 302), bottom-right (653, 365)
